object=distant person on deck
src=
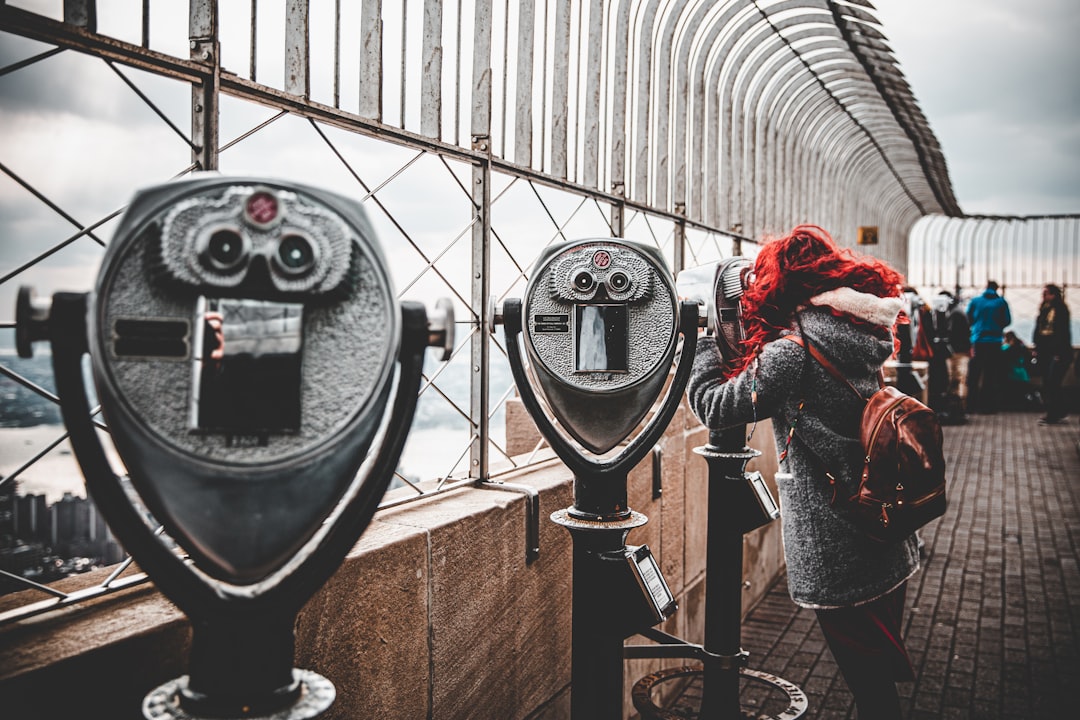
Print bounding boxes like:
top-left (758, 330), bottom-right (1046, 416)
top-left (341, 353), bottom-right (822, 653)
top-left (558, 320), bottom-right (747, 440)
top-left (965, 281), bottom-right (1011, 414)
top-left (926, 289), bottom-right (969, 424)
top-left (1032, 284), bottom-right (1073, 425)
top-left (1001, 331), bottom-right (1035, 410)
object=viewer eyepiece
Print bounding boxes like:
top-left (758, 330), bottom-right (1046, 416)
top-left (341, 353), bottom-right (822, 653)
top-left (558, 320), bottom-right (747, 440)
top-left (572, 269), bottom-right (597, 293)
top-left (275, 233), bottom-right (317, 276)
top-left (199, 227), bottom-right (249, 272)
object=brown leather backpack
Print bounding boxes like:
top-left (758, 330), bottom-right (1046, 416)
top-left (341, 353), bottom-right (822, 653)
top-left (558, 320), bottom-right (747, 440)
top-left (785, 336), bottom-right (947, 543)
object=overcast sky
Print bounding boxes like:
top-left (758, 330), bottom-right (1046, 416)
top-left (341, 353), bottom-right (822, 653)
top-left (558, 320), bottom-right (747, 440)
top-left (870, 0), bottom-right (1080, 217)
top-left (2, 0), bottom-right (1078, 324)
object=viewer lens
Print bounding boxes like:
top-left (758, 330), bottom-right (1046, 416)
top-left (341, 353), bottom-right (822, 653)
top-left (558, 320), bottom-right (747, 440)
top-left (276, 234), bottom-right (316, 275)
top-left (607, 271), bottom-right (631, 293)
top-left (202, 229), bottom-right (247, 271)
top-left (573, 270), bottom-right (596, 293)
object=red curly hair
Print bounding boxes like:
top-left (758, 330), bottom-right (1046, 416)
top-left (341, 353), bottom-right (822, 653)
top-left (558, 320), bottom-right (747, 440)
top-left (728, 224), bottom-right (905, 377)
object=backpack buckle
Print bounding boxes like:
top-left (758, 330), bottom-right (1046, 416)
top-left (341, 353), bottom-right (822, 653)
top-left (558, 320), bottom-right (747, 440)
top-left (880, 503), bottom-right (892, 528)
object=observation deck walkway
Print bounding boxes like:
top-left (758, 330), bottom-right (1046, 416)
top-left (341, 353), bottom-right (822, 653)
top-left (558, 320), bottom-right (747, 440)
top-left (664, 411), bottom-right (1080, 719)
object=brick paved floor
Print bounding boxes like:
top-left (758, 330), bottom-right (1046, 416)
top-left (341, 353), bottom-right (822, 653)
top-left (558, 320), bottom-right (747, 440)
top-left (661, 412), bottom-right (1080, 719)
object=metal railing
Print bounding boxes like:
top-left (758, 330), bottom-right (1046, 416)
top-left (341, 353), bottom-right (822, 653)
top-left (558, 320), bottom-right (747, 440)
top-left (909, 214), bottom-right (1080, 295)
top-left (907, 214), bottom-right (1080, 346)
top-left (1, 0), bottom-right (953, 624)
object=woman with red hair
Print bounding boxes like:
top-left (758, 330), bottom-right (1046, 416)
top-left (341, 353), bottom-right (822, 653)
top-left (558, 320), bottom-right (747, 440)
top-left (687, 225), bottom-right (919, 719)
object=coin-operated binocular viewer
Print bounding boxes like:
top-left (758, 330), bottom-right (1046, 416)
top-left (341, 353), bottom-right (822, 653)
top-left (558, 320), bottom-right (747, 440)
top-left (628, 258), bottom-right (804, 720)
top-left (16, 177), bottom-right (453, 720)
top-left (494, 239), bottom-right (699, 720)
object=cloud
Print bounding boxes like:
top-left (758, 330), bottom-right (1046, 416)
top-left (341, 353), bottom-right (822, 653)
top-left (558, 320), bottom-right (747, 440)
top-left (0, 51), bottom-right (194, 320)
top-left (1, 41), bottom-right (189, 123)
top-left (871, 0), bottom-right (1080, 215)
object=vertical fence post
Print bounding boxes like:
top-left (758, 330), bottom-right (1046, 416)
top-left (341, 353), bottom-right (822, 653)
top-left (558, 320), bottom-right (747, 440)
top-left (552, 0), bottom-right (571, 180)
top-left (190, 0), bottom-right (219, 172)
top-left (470, 0), bottom-right (493, 481)
top-left (420, 0), bottom-right (443, 139)
top-left (471, 135), bottom-right (492, 481)
top-left (359, 0), bottom-right (382, 121)
top-left (582, 0), bottom-right (603, 189)
top-left (284, 0), bottom-right (310, 98)
top-left (674, 204), bottom-right (686, 274)
top-left (63, 0), bottom-right (96, 31)
top-left (611, 182), bottom-right (625, 239)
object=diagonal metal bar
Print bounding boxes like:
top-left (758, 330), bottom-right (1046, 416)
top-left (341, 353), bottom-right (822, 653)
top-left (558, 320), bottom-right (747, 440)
top-left (0, 367), bottom-right (109, 433)
top-left (528, 180), bottom-right (584, 246)
top-left (416, 354), bottom-right (463, 399)
top-left (0, 366), bottom-right (109, 432)
top-left (417, 330), bottom-right (472, 401)
top-left (105, 59), bottom-right (194, 149)
top-left (0, 569), bottom-right (153, 626)
top-left (0, 418), bottom-right (108, 492)
top-left (488, 382), bottom-right (516, 424)
top-left (440, 154), bottom-right (482, 211)
top-left (100, 526), bottom-right (165, 589)
top-left (397, 215), bottom-right (479, 300)
top-left (307, 121), bottom-right (471, 309)
top-left (409, 332), bottom-right (482, 483)
top-left (1, 431), bottom-right (75, 490)
top-left (435, 434), bottom-right (475, 486)
top-left (636, 213), bottom-right (669, 255)
top-left (483, 180), bottom-right (595, 303)
top-left (0, 364), bottom-right (62, 404)
top-left (391, 433), bottom-right (476, 489)
top-left (378, 478), bottom-right (476, 510)
top-left (521, 436), bottom-right (553, 467)
top-left (0, 568), bottom-right (69, 600)
top-left (391, 471), bottom-right (426, 494)
top-left (358, 151), bottom-right (428, 204)
top-left (0, 206), bottom-right (123, 287)
top-left (0, 47), bottom-right (64, 76)
top-left (482, 384), bottom-right (519, 468)
top-left (102, 555), bottom-right (138, 587)
top-left (483, 175), bottom-right (530, 283)
top-left (0, 160), bottom-right (108, 247)
top-left (219, 109), bottom-right (289, 154)
top-left (417, 375), bottom-right (472, 426)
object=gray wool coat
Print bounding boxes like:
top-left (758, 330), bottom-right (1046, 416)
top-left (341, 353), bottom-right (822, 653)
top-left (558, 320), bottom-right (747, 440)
top-left (687, 305), bottom-right (920, 609)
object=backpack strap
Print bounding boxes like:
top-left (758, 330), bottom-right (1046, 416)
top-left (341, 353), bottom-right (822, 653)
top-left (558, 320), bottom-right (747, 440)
top-left (782, 335), bottom-right (884, 400)
top-left (778, 334), bottom-right (852, 503)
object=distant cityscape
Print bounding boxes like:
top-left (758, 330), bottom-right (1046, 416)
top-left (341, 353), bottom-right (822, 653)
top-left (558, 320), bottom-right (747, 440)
top-left (0, 347), bottom-right (512, 596)
top-left (0, 485), bottom-right (125, 594)
top-left (0, 349), bottom-right (62, 428)
top-left (0, 350), bottom-right (112, 595)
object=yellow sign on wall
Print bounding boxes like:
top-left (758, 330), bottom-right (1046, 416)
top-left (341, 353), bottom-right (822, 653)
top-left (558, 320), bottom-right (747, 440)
top-left (858, 226), bottom-right (879, 245)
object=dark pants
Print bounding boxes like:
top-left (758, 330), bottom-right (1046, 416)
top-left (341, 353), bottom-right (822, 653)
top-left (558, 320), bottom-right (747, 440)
top-left (1039, 351), bottom-right (1073, 421)
top-left (967, 342), bottom-right (1006, 413)
top-left (927, 351), bottom-right (950, 411)
top-left (816, 583), bottom-right (913, 720)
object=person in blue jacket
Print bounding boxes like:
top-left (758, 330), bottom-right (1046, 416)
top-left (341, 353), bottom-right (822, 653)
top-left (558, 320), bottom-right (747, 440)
top-left (965, 280), bottom-right (1011, 414)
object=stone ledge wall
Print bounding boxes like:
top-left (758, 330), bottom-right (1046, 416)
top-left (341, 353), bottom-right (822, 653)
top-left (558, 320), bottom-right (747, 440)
top-left (0, 401), bottom-right (785, 720)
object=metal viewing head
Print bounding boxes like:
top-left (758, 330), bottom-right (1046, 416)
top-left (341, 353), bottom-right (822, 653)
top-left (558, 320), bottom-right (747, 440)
top-left (87, 177), bottom-right (404, 585)
top-left (17, 175), bottom-right (454, 718)
top-left (676, 256), bottom-right (753, 365)
top-left (520, 239), bottom-right (679, 454)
